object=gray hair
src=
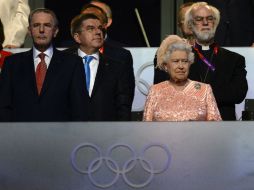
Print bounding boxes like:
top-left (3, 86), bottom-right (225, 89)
top-left (185, 2), bottom-right (220, 31)
top-left (156, 35), bottom-right (194, 71)
top-left (28, 8), bottom-right (59, 28)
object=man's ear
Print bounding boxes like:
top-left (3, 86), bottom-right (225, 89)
top-left (73, 33), bottom-right (81, 44)
top-left (27, 26), bottom-right (32, 37)
top-left (53, 28), bottom-right (59, 38)
top-left (106, 18), bottom-right (112, 28)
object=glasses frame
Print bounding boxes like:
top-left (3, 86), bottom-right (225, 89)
top-left (193, 16), bottom-right (215, 25)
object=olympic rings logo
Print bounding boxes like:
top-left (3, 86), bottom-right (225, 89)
top-left (133, 61), bottom-right (154, 111)
top-left (71, 143), bottom-right (171, 188)
top-left (135, 61), bottom-right (154, 97)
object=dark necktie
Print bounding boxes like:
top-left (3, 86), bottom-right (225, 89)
top-left (83, 55), bottom-right (94, 93)
top-left (36, 53), bottom-right (47, 95)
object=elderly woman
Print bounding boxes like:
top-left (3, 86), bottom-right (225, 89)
top-left (143, 35), bottom-right (221, 121)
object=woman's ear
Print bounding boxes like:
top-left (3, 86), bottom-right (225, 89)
top-left (164, 63), bottom-right (168, 72)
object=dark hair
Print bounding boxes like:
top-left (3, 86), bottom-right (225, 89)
top-left (0, 19), bottom-right (4, 48)
top-left (70, 13), bottom-right (103, 37)
top-left (28, 8), bottom-right (59, 27)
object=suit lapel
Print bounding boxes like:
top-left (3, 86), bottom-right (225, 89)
top-left (90, 54), bottom-right (107, 97)
top-left (23, 49), bottom-right (39, 96)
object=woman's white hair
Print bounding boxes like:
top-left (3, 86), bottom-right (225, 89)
top-left (156, 35), bottom-right (194, 71)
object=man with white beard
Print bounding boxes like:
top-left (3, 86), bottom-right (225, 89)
top-left (185, 2), bottom-right (248, 120)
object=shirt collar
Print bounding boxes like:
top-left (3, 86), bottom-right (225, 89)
top-left (78, 49), bottom-right (99, 60)
top-left (195, 42), bottom-right (215, 51)
top-left (33, 45), bottom-right (54, 59)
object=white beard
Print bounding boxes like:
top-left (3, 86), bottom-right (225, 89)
top-left (193, 27), bottom-right (216, 42)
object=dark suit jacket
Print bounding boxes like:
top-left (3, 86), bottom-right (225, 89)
top-left (103, 40), bottom-right (135, 101)
top-left (153, 46), bottom-right (248, 120)
top-left (0, 48), bottom-right (89, 122)
top-left (189, 47), bottom-right (248, 120)
top-left (63, 40), bottom-right (135, 101)
top-left (64, 47), bottom-right (134, 121)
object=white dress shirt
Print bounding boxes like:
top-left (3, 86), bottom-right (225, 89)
top-left (78, 49), bottom-right (99, 96)
top-left (33, 45), bottom-right (54, 71)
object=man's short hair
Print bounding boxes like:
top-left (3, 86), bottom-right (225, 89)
top-left (70, 13), bottom-right (101, 37)
top-left (28, 8), bottom-right (59, 28)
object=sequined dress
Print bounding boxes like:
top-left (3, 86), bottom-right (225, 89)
top-left (143, 80), bottom-right (222, 121)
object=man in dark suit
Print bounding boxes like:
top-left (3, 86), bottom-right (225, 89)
top-left (185, 2), bottom-right (248, 120)
top-left (0, 8), bottom-right (89, 121)
top-left (66, 13), bottom-right (134, 121)
top-left (64, 3), bottom-right (135, 103)
top-left (81, 3), bottom-right (135, 102)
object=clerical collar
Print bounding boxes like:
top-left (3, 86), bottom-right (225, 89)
top-left (195, 42), bottom-right (211, 51)
top-left (201, 45), bottom-right (210, 50)
top-left (195, 42), bottom-right (218, 52)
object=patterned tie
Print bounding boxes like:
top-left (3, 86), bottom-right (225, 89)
top-left (83, 55), bottom-right (94, 92)
top-left (36, 53), bottom-right (47, 95)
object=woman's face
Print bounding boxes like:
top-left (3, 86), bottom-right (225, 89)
top-left (165, 50), bottom-right (191, 82)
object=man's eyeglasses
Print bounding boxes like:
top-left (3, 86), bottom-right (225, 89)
top-left (193, 16), bottom-right (215, 25)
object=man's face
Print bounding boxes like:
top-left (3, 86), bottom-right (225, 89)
top-left (74, 18), bottom-right (104, 52)
top-left (191, 6), bottom-right (216, 43)
top-left (28, 12), bottom-right (58, 51)
top-left (179, 6), bottom-right (193, 37)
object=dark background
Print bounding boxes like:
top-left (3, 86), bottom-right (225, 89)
top-left (45, 0), bottom-right (161, 47)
